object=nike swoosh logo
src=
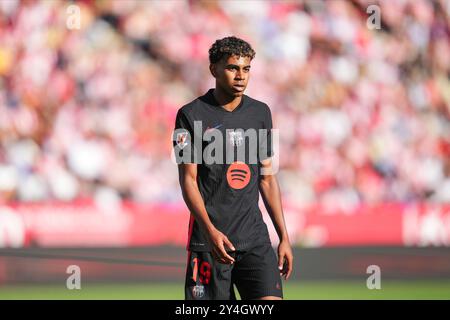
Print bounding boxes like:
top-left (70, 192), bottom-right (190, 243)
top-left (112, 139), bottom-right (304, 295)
top-left (205, 124), bottom-right (223, 131)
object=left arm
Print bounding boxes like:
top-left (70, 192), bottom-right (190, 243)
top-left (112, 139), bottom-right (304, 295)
top-left (259, 158), bottom-right (293, 280)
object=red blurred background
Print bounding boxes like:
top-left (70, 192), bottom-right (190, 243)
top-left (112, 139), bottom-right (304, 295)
top-left (0, 0), bottom-right (449, 251)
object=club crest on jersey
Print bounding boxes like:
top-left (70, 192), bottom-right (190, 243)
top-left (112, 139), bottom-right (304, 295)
top-left (176, 131), bottom-right (188, 149)
top-left (191, 285), bottom-right (205, 299)
top-left (228, 130), bottom-right (243, 147)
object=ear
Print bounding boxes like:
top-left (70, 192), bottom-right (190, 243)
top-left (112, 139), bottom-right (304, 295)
top-left (209, 64), bottom-right (216, 78)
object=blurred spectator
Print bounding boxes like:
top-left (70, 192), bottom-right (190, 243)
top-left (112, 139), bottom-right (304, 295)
top-left (0, 0), bottom-right (449, 208)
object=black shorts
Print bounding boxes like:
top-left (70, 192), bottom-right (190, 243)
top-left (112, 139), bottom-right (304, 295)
top-left (185, 242), bottom-right (283, 300)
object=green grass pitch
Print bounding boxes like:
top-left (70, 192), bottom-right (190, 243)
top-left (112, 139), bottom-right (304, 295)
top-left (1, 280), bottom-right (450, 300)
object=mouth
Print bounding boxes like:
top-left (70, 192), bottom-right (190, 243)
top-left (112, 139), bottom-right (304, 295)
top-left (232, 84), bottom-right (245, 91)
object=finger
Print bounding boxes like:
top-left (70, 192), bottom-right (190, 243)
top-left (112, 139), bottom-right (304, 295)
top-left (223, 237), bottom-right (236, 252)
top-left (278, 253), bottom-right (285, 272)
top-left (281, 263), bottom-right (288, 279)
top-left (217, 257), bottom-right (227, 264)
top-left (218, 243), bottom-right (235, 264)
top-left (221, 251), bottom-right (235, 264)
top-left (286, 255), bottom-right (293, 280)
top-left (281, 254), bottom-right (292, 279)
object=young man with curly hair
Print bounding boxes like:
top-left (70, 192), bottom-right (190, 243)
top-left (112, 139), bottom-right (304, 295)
top-left (173, 36), bottom-right (293, 300)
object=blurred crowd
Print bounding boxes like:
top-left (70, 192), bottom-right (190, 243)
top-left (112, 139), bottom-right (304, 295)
top-left (0, 0), bottom-right (449, 209)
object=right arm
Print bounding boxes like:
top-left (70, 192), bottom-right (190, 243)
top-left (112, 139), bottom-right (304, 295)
top-left (178, 163), bottom-right (236, 264)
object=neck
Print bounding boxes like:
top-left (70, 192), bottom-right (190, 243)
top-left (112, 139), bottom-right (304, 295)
top-left (212, 88), bottom-right (242, 112)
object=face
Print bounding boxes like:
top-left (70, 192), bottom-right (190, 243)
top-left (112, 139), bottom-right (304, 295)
top-left (210, 55), bottom-right (251, 97)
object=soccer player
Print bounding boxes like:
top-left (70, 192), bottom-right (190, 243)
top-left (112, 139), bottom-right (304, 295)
top-left (173, 36), bottom-right (293, 300)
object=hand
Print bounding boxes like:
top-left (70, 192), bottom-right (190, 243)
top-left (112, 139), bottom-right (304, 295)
top-left (206, 228), bottom-right (236, 264)
top-left (278, 240), bottom-right (293, 280)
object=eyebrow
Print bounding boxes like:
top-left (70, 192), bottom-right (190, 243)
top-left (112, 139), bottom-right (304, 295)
top-left (225, 64), bottom-right (251, 69)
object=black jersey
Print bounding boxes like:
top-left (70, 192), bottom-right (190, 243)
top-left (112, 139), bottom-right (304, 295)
top-left (173, 89), bottom-right (274, 252)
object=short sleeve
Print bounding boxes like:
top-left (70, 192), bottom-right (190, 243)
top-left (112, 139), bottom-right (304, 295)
top-left (173, 109), bottom-right (199, 164)
top-left (259, 105), bottom-right (274, 161)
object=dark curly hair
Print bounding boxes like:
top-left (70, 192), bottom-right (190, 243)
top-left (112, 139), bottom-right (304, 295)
top-left (208, 36), bottom-right (256, 64)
